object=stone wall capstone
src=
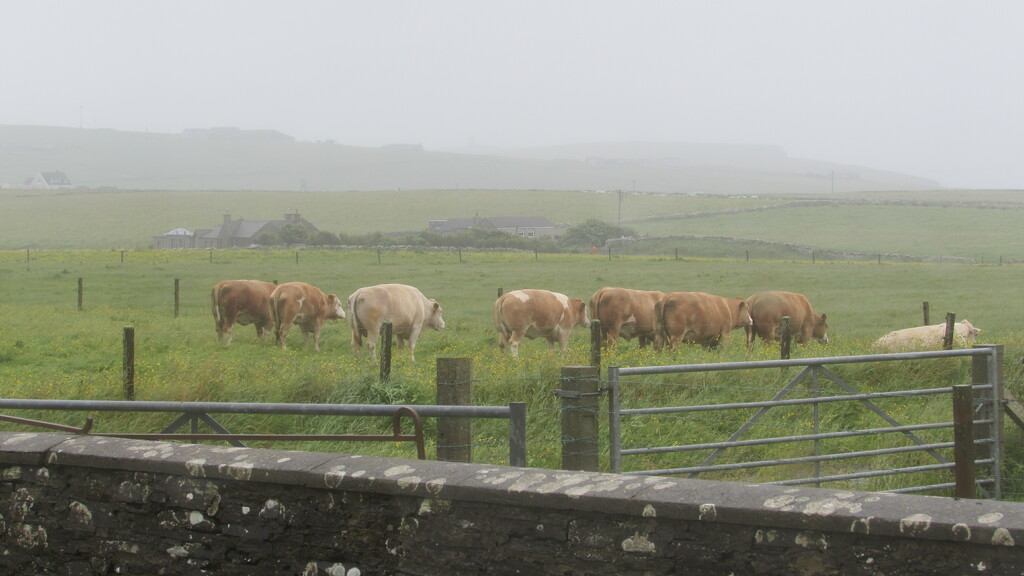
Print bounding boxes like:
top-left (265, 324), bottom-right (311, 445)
top-left (0, 432), bottom-right (1022, 575)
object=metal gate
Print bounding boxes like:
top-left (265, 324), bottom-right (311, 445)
top-left (608, 346), bottom-right (1003, 498)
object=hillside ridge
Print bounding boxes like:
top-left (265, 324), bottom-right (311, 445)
top-left (0, 125), bottom-right (939, 193)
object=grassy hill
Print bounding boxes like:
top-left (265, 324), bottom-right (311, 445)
top-left (1, 125), bottom-right (940, 193)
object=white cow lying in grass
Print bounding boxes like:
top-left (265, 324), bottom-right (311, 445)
top-left (874, 320), bottom-right (980, 351)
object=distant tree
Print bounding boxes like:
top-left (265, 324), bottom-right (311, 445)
top-left (278, 224), bottom-right (309, 246)
top-left (255, 230), bottom-right (279, 246)
top-left (560, 219), bottom-right (635, 249)
top-left (309, 231), bottom-right (340, 246)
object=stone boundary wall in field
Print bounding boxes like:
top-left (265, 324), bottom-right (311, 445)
top-left (1, 432), bottom-right (1022, 575)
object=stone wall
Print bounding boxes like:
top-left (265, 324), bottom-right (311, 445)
top-left (1, 432), bottom-right (1021, 575)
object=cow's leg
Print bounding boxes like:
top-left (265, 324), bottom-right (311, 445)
top-left (508, 329), bottom-right (526, 358)
top-left (606, 326), bottom-right (620, 348)
top-left (365, 327), bottom-right (380, 361)
top-left (405, 328), bottom-right (422, 362)
top-left (351, 327), bottom-right (363, 358)
top-left (310, 323), bottom-right (322, 352)
top-left (276, 317), bottom-right (292, 349)
top-left (220, 310), bottom-right (238, 345)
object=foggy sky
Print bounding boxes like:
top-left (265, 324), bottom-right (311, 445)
top-left (3, 1), bottom-right (1021, 189)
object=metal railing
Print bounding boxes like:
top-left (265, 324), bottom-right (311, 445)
top-left (608, 346), bottom-right (1003, 498)
top-left (0, 399), bottom-right (527, 466)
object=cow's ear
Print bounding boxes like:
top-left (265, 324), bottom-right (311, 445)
top-left (820, 314), bottom-right (827, 322)
top-left (433, 302), bottom-right (441, 312)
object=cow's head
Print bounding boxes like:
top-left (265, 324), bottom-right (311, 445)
top-left (327, 294), bottom-right (346, 319)
top-left (731, 299), bottom-right (753, 329)
top-left (428, 300), bottom-right (446, 331)
top-left (813, 313), bottom-right (829, 344)
top-left (571, 298), bottom-right (591, 328)
top-left (959, 320), bottom-right (980, 344)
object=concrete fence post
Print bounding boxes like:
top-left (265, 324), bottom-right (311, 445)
top-left (436, 357), bottom-right (473, 463)
top-left (559, 365), bottom-right (601, 472)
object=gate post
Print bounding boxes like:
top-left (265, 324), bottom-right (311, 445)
top-left (436, 357), bottom-right (473, 463)
top-left (558, 365), bottom-right (601, 472)
top-left (972, 345), bottom-right (1004, 498)
top-left (952, 384), bottom-right (976, 499)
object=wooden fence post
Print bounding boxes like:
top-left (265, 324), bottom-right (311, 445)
top-left (123, 327), bottom-right (135, 401)
top-left (436, 358), bottom-right (473, 463)
top-left (922, 301), bottom-right (930, 325)
top-left (590, 320), bottom-right (602, 368)
top-left (174, 279), bottom-right (180, 318)
top-left (779, 316), bottom-right (792, 360)
top-left (379, 321), bottom-right (393, 382)
top-left (78, 277), bottom-right (84, 311)
top-left (558, 365), bottom-right (601, 472)
top-left (943, 313), bottom-right (956, 350)
top-left (952, 384), bottom-right (976, 499)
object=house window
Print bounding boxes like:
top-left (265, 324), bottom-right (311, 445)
top-left (526, 229), bottom-right (535, 238)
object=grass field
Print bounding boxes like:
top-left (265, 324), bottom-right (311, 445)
top-left (4, 188), bottom-right (1024, 263)
top-left (1, 248), bottom-right (1022, 499)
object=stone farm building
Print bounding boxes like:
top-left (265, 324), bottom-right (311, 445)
top-left (428, 216), bottom-right (558, 239)
top-left (153, 211), bottom-right (318, 249)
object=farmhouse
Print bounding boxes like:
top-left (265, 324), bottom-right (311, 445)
top-left (153, 211), bottom-right (319, 249)
top-left (24, 171), bottom-right (71, 189)
top-left (429, 216), bottom-right (558, 239)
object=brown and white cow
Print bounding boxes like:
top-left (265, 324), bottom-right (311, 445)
top-left (653, 292), bottom-right (752, 351)
top-left (211, 279), bottom-right (278, 345)
top-left (347, 283), bottom-right (445, 361)
top-left (589, 287), bottom-right (664, 348)
top-left (874, 319), bottom-right (980, 352)
top-left (269, 282), bottom-right (346, 351)
top-left (493, 289), bottom-right (590, 358)
top-left (745, 291), bottom-right (829, 347)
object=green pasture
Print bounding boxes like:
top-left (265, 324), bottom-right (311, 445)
top-left (4, 188), bottom-right (1024, 264)
top-left (1, 248), bottom-right (1022, 499)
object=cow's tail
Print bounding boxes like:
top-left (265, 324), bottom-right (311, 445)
top-left (588, 290), bottom-right (602, 324)
top-left (654, 298), bottom-right (676, 350)
top-left (493, 296), bottom-right (511, 341)
top-left (349, 293), bottom-right (367, 341)
top-left (211, 286), bottom-right (220, 322)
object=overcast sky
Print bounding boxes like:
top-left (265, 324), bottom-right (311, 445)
top-left (2, 1), bottom-right (1021, 189)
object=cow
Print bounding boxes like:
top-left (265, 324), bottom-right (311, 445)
top-left (588, 287), bottom-right (664, 348)
top-left (211, 279), bottom-right (278, 345)
top-left (347, 283), bottom-right (445, 362)
top-left (874, 319), bottom-right (981, 352)
top-left (745, 291), bottom-right (829, 347)
top-left (494, 289), bottom-right (590, 358)
top-left (268, 282), bottom-right (346, 352)
top-left (653, 292), bottom-right (752, 351)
